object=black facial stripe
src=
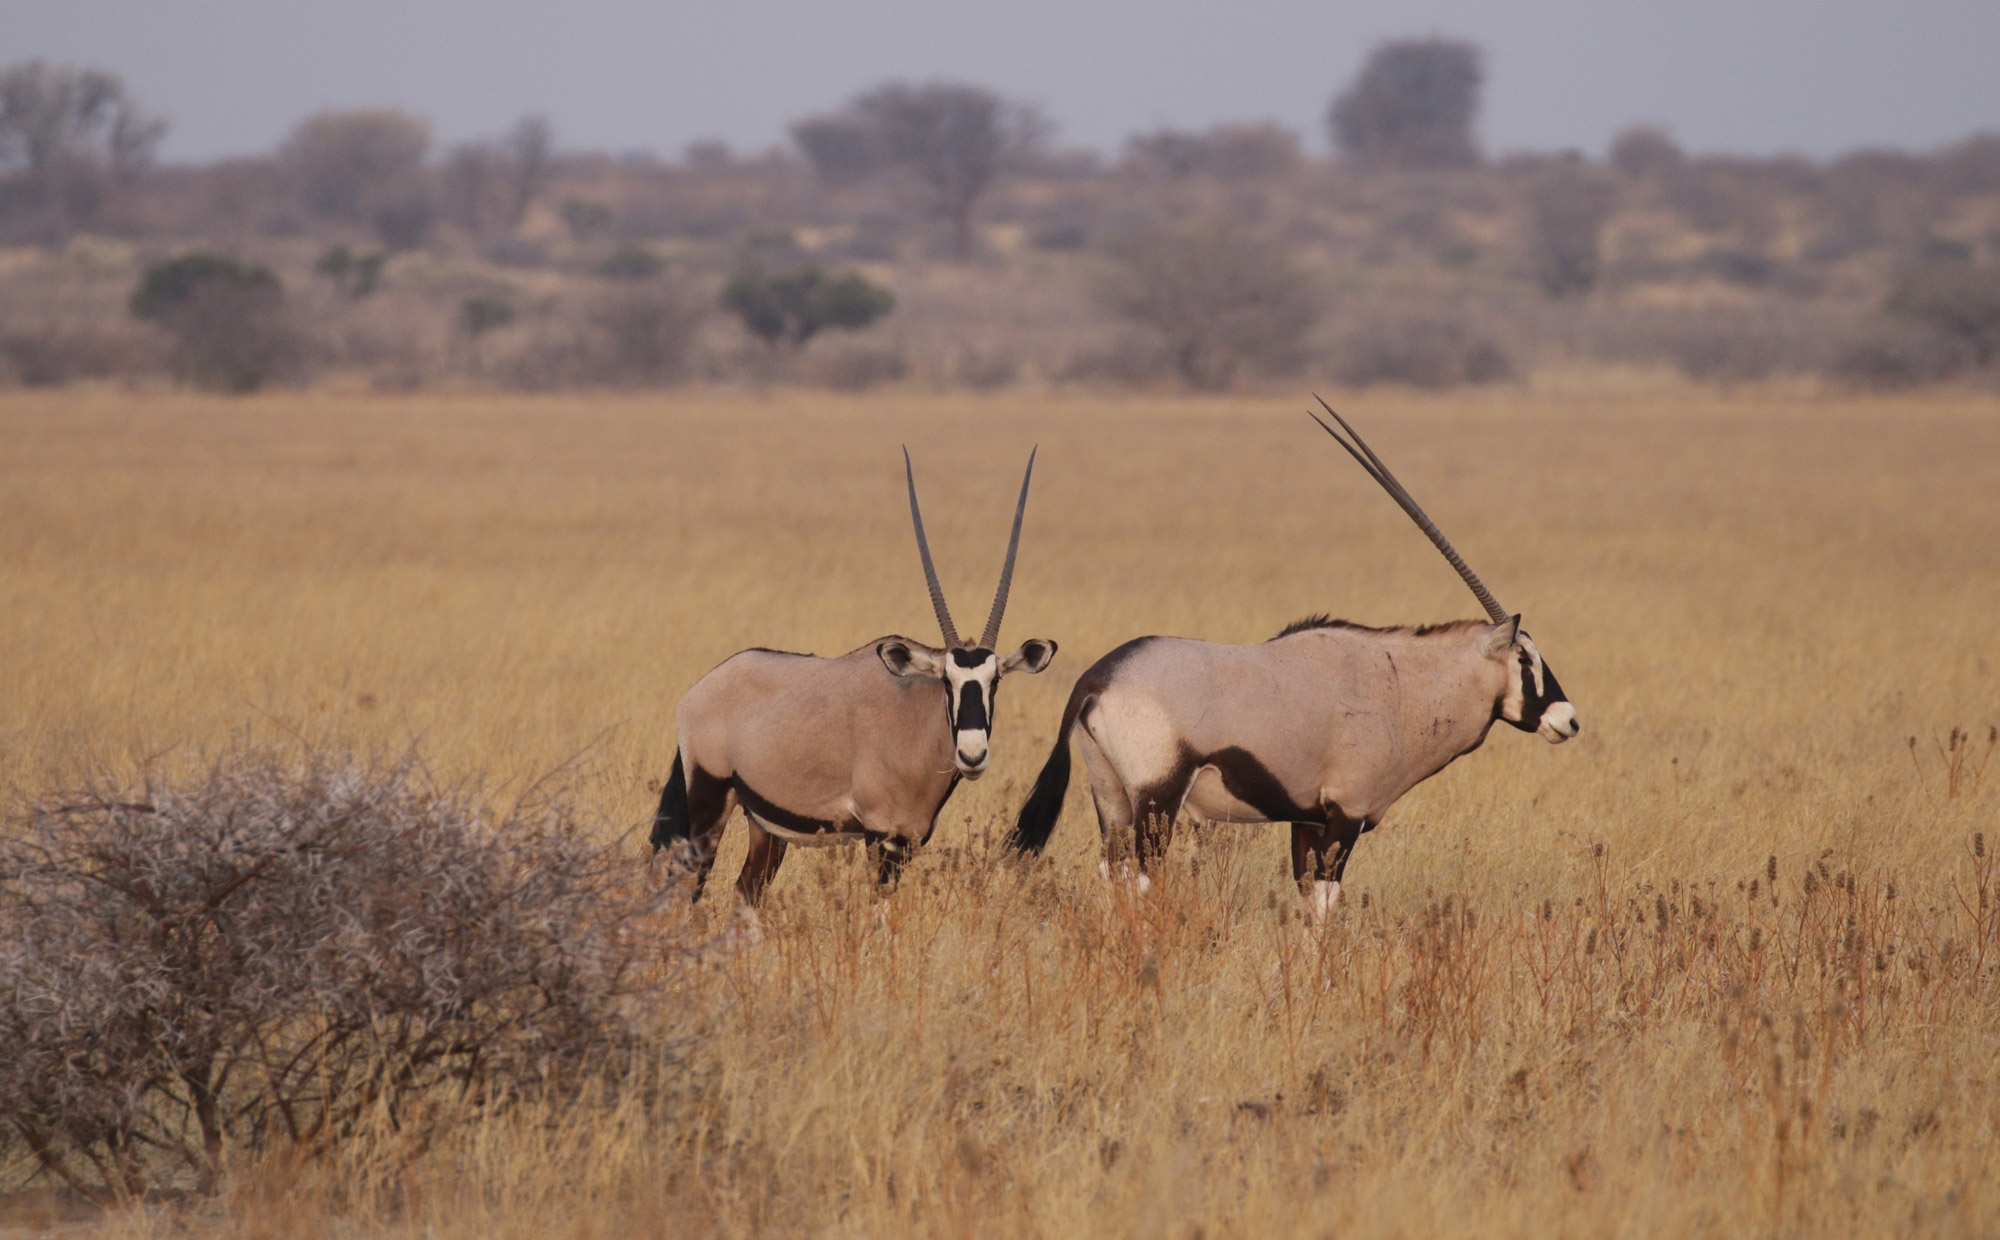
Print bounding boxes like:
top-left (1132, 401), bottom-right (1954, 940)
top-left (1539, 663), bottom-right (1567, 707)
top-left (956, 680), bottom-right (989, 732)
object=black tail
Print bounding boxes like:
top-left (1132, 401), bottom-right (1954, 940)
top-left (1010, 684), bottom-right (1095, 854)
top-left (650, 752), bottom-right (689, 853)
top-left (1009, 739), bottom-right (1071, 853)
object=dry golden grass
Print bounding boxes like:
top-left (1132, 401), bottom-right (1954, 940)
top-left (2, 377), bottom-right (1999, 1237)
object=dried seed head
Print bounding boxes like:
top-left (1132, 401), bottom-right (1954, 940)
top-left (1584, 927), bottom-right (1599, 956)
top-left (1749, 879), bottom-right (1761, 901)
top-left (1656, 893), bottom-right (1670, 926)
top-left (1767, 855), bottom-right (1779, 883)
top-left (1976, 833), bottom-right (1987, 859)
top-left (1541, 898), bottom-right (1554, 923)
top-left (1886, 881), bottom-right (1897, 901)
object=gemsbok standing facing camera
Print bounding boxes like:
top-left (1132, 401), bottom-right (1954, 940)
top-left (1009, 401), bottom-right (1577, 918)
top-left (653, 449), bottom-right (1056, 905)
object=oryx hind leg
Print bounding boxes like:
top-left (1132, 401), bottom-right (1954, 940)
top-left (1074, 725), bottom-right (1136, 870)
top-left (676, 765), bottom-right (735, 902)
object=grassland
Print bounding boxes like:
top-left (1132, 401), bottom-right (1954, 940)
top-left (2, 378), bottom-right (1998, 1237)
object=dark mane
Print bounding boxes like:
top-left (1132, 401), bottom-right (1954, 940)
top-left (1268, 615), bottom-right (1482, 642)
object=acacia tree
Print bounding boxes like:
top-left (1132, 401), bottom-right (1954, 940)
top-left (794, 82), bottom-right (1041, 259)
top-left (282, 109), bottom-right (432, 246)
top-left (0, 60), bottom-right (165, 244)
top-left (1328, 38), bottom-right (1483, 170)
top-left (442, 115), bottom-right (554, 237)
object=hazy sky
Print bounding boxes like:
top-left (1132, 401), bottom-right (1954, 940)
top-left (11, 0), bottom-right (2000, 164)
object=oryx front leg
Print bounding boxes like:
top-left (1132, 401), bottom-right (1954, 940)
top-left (1292, 816), bottom-right (1363, 926)
top-left (735, 825), bottom-right (790, 906)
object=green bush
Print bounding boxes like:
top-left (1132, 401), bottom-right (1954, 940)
top-left (597, 243), bottom-right (666, 281)
top-left (720, 266), bottom-right (893, 348)
top-left (129, 253), bottom-right (292, 393)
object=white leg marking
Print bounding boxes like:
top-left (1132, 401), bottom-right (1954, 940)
top-left (1306, 880), bottom-right (1340, 925)
top-left (1098, 858), bottom-right (1151, 894)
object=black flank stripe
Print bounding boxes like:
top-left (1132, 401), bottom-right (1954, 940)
top-left (733, 777), bottom-right (852, 835)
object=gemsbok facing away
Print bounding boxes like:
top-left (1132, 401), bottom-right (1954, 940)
top-left (652, 449), bottom-right (1056, 904)
top-left (1009, 401), bottom-right (1577, 918)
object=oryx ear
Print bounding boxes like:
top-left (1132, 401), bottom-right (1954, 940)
top-left (879, 641), bottom-right (945, 678)
top-left (1001, 638), bottom-right (1057, 675)
top-left (1481, 615), bottom-right (1522, 660)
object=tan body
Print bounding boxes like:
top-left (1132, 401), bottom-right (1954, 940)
top-left (681, 639), bottom-right (960, 843)
top-left (1012, 616), bottom-right (1574, 911)
top-left (1081, 623), bottom-right (1513, 836)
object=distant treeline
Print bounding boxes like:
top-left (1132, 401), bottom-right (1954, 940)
top-left (2, 43), bottom-right (1997, 393)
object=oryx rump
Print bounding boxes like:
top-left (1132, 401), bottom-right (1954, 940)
top-left (653, 450), bottom-right (1056, 904)
top-left (1009, 402), bottom-right (1577, 916)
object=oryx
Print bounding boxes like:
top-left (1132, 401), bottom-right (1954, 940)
top-left (651, 449), bottom-right (1056, 904)
top-left (1008, 401), bottom-right (1577, 917)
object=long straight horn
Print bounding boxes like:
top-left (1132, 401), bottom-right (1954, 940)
top-left (903, 447), bottom-right (960, 647)
top-left (1308, 396), bottom-right (1510, 625)
top-left (979, 446), bottom-right (1036, 651)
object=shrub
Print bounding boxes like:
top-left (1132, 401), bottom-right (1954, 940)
top-left (586, 282), bottom-right (706, 383)
top-left (1830, 316), bottom-right (1968, 389)
top-left (1884, 263), bottom-right (2000, 368)
top-left (798, 343), bottom-right (910, 390)
top-left (1097, 218), bottom-right (1320, 390)
top-left (1331, 312), bottom-right (1515, 388)
top-left (0, 749), bottom-right (676, 1203)
top-left (1124, 124), bottom-right (1300, 180)
top-left (597, 242), bottom-right (666, 281)
top-left (129, 252), bottom-right (293, 392)
top-left (460, 292), bottom-right (515, 338)
top-left (721, 265), bottom-right (893, 348)
top-left (0, 325), bottom-right (151, 386)
top-left (1525, 162), bottom-right (1618, 297)
top-left (313, 244), bottom-right (385, 298)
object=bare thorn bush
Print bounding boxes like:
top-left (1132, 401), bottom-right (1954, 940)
top-left (0, 748), bottom-right (680, 1204)
top-left (1330, 310), bottom-right (1515, 388)
top-left (1097, 218), bottom-right (1320, 390)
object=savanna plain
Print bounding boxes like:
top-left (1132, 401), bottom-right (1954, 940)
top-left (2, 378), bottom-right (1998, 1238)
